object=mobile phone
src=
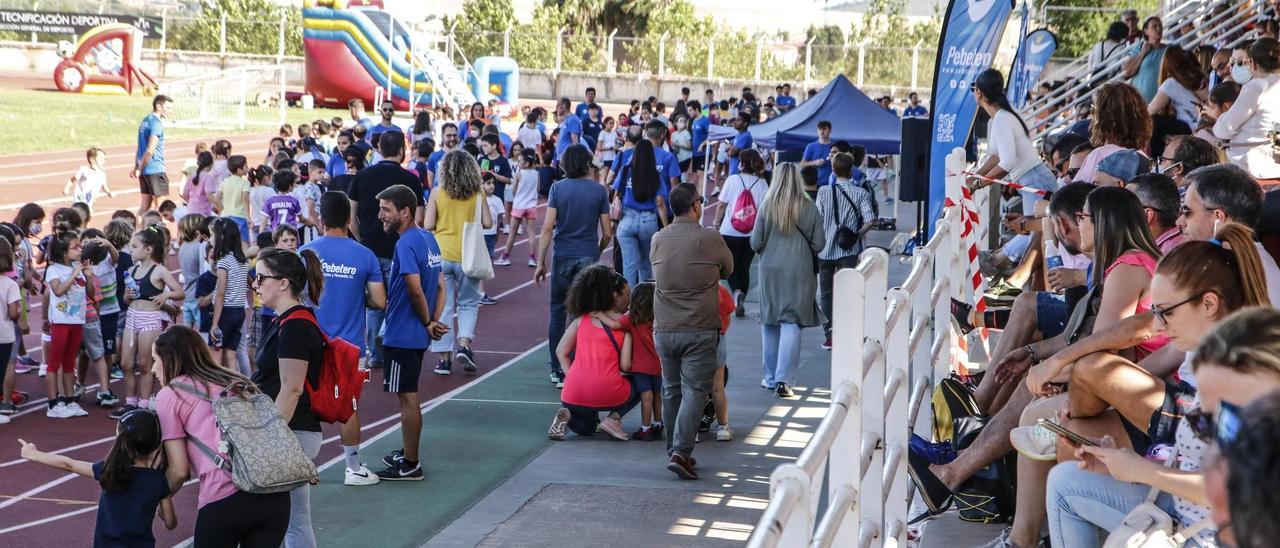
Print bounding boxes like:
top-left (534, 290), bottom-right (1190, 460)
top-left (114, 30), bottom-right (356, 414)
top-left (1037, 419), bottom-right (1098, 447)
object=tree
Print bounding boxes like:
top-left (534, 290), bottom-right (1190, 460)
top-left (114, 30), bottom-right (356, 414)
top-left (1044, 0), bottom-right (1157, 58)
top-left (168, 0), bottom-right (304, 56)
top-left (844, 0), bottom-right (941, 89)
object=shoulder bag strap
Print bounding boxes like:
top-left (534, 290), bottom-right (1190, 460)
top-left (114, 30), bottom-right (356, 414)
top-left (166, 381), bottom-right (231, 471)
top-left (836, 185), bottom-right (864, 231)
top-left (600, 318), bottom-right (622, 360)
top-left (473, 192), bottom-right (483, 222)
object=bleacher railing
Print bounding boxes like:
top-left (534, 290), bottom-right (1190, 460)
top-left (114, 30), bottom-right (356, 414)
top-left (749, 149), bottom-right (972, 547)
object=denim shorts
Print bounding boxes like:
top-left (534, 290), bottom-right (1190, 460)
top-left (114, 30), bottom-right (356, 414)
top-left (484, 233), bottom-right (496, 256)
top-left (1036, 292), bottom-right (1069, 338)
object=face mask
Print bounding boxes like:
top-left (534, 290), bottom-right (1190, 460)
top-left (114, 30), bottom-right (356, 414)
top-left (1232, 65), bottom-right (1252, 84)
top-left (29, 223), bottom-right (41, 235)
top-left (1157, 161), bottom-right (1181, 176)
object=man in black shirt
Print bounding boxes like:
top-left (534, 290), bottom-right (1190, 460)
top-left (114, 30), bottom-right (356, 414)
top-left (347, 131), bottom-right (423, 368)
top-left (328, 145), bottom-right (365, 196)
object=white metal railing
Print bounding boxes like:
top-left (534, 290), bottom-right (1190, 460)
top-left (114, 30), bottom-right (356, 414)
top-left (749, 149), bottom-right (971, 548)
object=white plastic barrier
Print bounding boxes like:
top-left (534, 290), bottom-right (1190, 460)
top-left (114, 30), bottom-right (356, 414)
top-left (749, 148), bottom-right (970, 548)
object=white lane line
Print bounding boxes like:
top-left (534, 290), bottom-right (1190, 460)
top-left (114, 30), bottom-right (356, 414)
top-left (473, 350), bottom-right (523, 355)
top-left (0, 473), bottom-right (78, 511)
top-left (0, 189), bottom-right (141, 212)
top-left (0, 505), bottom-right (98, 535)
top-left (449, 398), bottom-right (559, 405)
top-left (0, 436), bottom-right (116, 469)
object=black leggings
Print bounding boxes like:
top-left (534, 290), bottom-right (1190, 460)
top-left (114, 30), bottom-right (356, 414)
top-left (723, 235), bottom-right (754, 295)
top-left (193, 490), bottom-right (290, 548)
top-left (563, 380), bottom-right (641, 436)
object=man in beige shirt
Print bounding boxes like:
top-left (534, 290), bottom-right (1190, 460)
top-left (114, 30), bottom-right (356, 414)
top-left (650, 183), bottom-right (733, 480)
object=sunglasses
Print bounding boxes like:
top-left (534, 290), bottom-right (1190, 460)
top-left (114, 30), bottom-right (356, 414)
top-left (254, 273), bottom-right (286, 285)
top-left (1186, 400), bottom-right (1242, 446)
top-left (1151, 291), bottom-right (1205, 326)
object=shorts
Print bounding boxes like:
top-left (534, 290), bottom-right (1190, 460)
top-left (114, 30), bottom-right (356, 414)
top-left (1035, 292), bottom-right (1069, 338)
top-left (1121, 379), bottom-right (1195, 455)
top-left (214, 306), bottom-right (246, 349)
top-left (99, 312), bottom-right (118, 356)
top-left (139, 172), bottom-right (170, 196)
top-left (80, 319), bottom-right (105, 361)
top-left (48, 324), bottom-right (84, 373)
top-left (717, 337), bottom-right (728, 366)
top-left (510, 207), bottom-right (538, 220)
top-left (484, 234), bottom-right (497, 256)
top-left (226, 216), bottom-right (251, 242)
top-left (692, 155), bottom-right (705, 172)
top-left (125, 308), bottom-right (167, 333)
top-left (383, 346), bottom-right (425, 393)
top-left (679, 158), bottom-right (692, 172)
top-left (632, 372), bottom-right (661, 395)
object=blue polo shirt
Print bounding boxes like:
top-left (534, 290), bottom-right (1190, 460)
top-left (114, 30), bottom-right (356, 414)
top-left (383, 228), bottom-right (442, 350)
top-left (426, 149), bottom-right (447, 176)
top-left (653, 146), bottom-right (683, 183)
top-left (136, 113), bottom-right (165, 175)
top-left (803, 140), bottom-right (833, 186)
top-left (300, 235), bottom-right (384, 352)
top-left (729, 131), bottom-right (753, 175)
top-left (776, 95), bottom-right (796, 111)
top-left (691, 116), bottom-right (710, 156)
top-left (904, 105), bottom-right (928, 117)
top-left (555, 115), bottom-right (583, 161)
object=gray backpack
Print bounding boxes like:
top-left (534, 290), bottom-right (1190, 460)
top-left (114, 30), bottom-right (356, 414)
top-left (170, 380), bottom-right (317, 494)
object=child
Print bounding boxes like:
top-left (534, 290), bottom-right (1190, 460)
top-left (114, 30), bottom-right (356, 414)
top-left (209, 219), bottom-right (248, 369)
top-left (104, 219), bottom-right (134, 380)
top-left (0, 238), bottom-right (22, 422)
top-left (620, 282), bottom-right (663, 441)
top-left (248, 165), bottom-right (276, 237)
top-left (495, 150), bottom-right (539, 267)
top-left (158, 201), bottom-right (177, 225)
top-left (504, 141), bottom-right (525, 225)
top-left (65, 148), bottom-right (114, 213)
top-left (176, 214), bottom-right (205, 328)
top-left (700, 283), bottom-right (735, 441)
top-left (215, 155), bottom-right (253, 243)
top-left (182, 151), bottom-right (215, 216)
top-left (140, 210), bottom-right (163, 230)
top-left (516, 112), bottom-right (544, 152)
top-left (82, 236), bottom-right (121, 409)
top-left (296, 159), bottom-right (325, 243)
top-left (195, 243), bottom-right (217, 344)
top-left (280, 123), bottom-right (295, 149)
top-left (246, 231), bottom-right (276, 363)
top-left (114, 227), bottom-right (184, 419)
top-left (263, 170), bottom-right (302, 233)
top-left (182, 142), bottom-right (209, 183)
top-left (44, 230), bottom-right (90, 418)
top-left (18, 410), bottom-right (177, 545)
top-left (478, 180), bottom-right (504, 306)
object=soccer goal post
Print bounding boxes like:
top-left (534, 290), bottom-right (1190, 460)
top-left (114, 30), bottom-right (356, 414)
top-left (159, 64), bottom-right (288, 130)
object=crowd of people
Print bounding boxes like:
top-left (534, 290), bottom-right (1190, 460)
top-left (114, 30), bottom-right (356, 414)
top-left (912, 13), bottom-right (1280, 547)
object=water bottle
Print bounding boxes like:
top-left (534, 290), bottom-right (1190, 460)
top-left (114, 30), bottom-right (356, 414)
top-left (124, 275), bottom-right (139, 299)
top-left (1045, 240), bottom-right (1064, 270)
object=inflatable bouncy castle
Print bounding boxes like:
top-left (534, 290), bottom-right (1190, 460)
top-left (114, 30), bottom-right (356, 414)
top-left (53, 23), bottom-right (157, 95)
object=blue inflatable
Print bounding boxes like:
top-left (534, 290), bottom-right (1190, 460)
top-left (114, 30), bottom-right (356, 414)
top-left (470, 56), bottom-right (519, 108)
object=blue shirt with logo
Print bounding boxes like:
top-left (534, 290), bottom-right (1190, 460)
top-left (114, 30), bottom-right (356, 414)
top-left (383, 228), bottom-right (442, 349)
top-left (691, 116), bottom-right (710, 155)
top-left (300, 236), bottom-right (384, 352)
top-left (729, 131), bottom-right (753, 175)
top-left (555, 115), bottom-right (583, 161)
top-left (803, 141), bottom-right (833, 186)
top-left (136, 113), bottom-right (165, 175)
top-left (776, 95), bottom-right (796, 112)
top-left (904, 105), bottom-right (929, 117)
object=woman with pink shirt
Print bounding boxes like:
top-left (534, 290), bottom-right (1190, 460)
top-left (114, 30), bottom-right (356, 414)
top-left (153, 326), bottom-right (290, 547)
top-left (1074, 83), bottom-right (1153, 184)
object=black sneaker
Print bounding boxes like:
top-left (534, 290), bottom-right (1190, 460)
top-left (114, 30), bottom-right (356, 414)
top-left (382, 449), bottom-right (404, 468)
top-left (97, 391), bottom-right (120, 407)
top-left (0, 402), bottom-right (15, 415)
top-left (108, 404), bottom-right (138, 420)
top-left (907, 447), bottom-right (954, 515)
top-left (434, 360), bottom-right (452, 375)
top-left (699, 413), bottom-right (714, 433)
top-left (775, 383), bottom-right (795, 399)
top-left (376, 460), bottom-right (423, 481)
top-left (479, 294), bottom-right (498, 305)
top-left (455, 347), bottom-right (478, 373)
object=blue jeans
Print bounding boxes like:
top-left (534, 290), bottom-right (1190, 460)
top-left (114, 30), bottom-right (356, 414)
top-left (1046, 463), bottom-right (1181, 548)
top-left (617, 208), bottom-right (659, 286)
top-left (430, 259), bottom-right (481, 353)
top-left (1016, 163), bottom-right (1057, 216)
top-left (761, 322), bottom-right (802, 388)
top-left (227, 216), bottom-right (250, 242)
top-left (548, 255), bottom-right (597, 375)
top-left (365, 257), bottom-right (393, 365)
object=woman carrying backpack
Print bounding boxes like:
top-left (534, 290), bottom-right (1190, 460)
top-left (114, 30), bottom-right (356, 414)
top-left (154, 326), bottom-right (291, 547)
top-left (250, 247), bottom-right (326, 548)
top-left (715, 149), bottom-right (768, 316)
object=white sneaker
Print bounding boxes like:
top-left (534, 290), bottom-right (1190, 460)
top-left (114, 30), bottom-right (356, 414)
top-left (66, 402), bottom-right (89, 417)
top-left (38, 363), bottom-right (47, 377)
top-left (527, 256), bottom-right (537, 267)
top-left (46, 402), bottom-right (70, 418)
top-left (1010, 423), bottom-right (1058, 461)
top-left (344, 464), bottom-right (380, 486)
top-left (716, 424), bottom-right (733, 442)
top-left (493, 255), bottom-right (512, 266)
top-left (0, 413), bottom-right (10, 424)
top-left (72, 382), bottom-right (85, 398)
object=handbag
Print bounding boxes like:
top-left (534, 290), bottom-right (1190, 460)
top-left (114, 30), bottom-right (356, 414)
top-left (461, 193), bottom-right (495, 280)
top-left (1102, 447), bottom-right (1212, 548)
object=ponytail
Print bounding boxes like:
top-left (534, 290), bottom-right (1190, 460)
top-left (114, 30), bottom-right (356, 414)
top-left (974, 68), bottom-right (1029, 136)
top-left (258, 247), bottom-right (324, 304)
top-left (299, 248), bottom-right (324, 304)
top-left (1156, 223), bottom-right (1270, 315)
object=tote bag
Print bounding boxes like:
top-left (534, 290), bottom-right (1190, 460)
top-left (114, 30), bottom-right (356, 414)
top-left (461, 193), bottom-right (495, 280)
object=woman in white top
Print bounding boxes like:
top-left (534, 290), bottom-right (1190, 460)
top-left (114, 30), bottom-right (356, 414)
top-left (714, 149), bottom-right (769, 312)
top-left (671, 114), bottom-right (694, 173)
top-left (1213, 37), bottom-right (1280, 182)
top-left (967, 69), bottom-right (1057, 218)
top-left (1087, 22), bottom-right (1130, 80)
top-left (1149, 46), bottom-right (1208, 130)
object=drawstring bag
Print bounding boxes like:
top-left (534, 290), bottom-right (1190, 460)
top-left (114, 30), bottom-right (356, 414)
top-left (1102, 447), bottom-right (1212, 548)
top-left (462, 193), bottom-right (495, 280)
top-left (730, 176), bottom-right (761, 232)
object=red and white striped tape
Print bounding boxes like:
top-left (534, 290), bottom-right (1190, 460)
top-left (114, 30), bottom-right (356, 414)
top-left (962, 171), bottom-right (1050, 197)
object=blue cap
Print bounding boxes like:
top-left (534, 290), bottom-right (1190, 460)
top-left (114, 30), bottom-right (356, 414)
top-left (1097, 149), bottom-right (1143, 182)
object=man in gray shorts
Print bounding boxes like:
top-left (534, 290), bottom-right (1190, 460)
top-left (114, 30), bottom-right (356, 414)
top-left (132, 95), bottom-right (172, 215)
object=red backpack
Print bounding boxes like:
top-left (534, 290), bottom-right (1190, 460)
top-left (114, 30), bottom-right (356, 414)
top-left (730, 176), bottom-right (763, 233)
top-left (280, 309), bottom-right (366, 424)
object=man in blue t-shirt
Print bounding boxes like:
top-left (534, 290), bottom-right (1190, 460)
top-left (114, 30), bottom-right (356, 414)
top-left (534, 145), bottom-right (611, 386)
top-left (776, 83), bottom-right (797, 113)
top-left (366, 100), bottom-right (404, 149)
top-left (426, 123), bottom-right (460, 189)
top-left (348, 98), bottom-right (375, 138)
top-left (728, 112), bottom-right (754, 176)
top-left (554, 98), bottom-right (582, 166)
top-left (575, 87), bottom-right (597, 121)
top-left (801, 120), bottom-right (835, 187)
top-left (903, 92), bottom-right (929, 118)
top-left (374, 184), bottom-right (445, 481)
top-left (645, 121), bottom-right (683, 187)
top-left (300, 192), bottom-right (387, 485)
top-left (133, 94), bottom-right (172, 215)
top-left (688, 101), bottom-right (710, 176)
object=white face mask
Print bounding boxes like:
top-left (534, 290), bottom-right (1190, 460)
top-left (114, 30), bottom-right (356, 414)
top-left (29, 223), bottom-right (41, 236)
top-left (1157, 161), bottom-right (1181, 176)
top-left (1232, 65), bottom-right (1253, 84)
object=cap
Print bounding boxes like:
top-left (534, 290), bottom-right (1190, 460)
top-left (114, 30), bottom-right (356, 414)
top-left (1097, 149), bottom-right (1145, 182)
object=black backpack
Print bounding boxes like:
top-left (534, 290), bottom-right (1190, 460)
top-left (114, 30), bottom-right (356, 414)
top-left (930, 375), bottom-right (1017, 524)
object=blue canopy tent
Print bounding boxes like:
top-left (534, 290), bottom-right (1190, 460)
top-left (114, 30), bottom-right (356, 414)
top-left (749, 74), bottom-right (902, 154)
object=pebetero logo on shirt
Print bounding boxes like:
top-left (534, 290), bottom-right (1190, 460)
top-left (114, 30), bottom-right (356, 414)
top-left (319, 259), bottom-right (359, 280)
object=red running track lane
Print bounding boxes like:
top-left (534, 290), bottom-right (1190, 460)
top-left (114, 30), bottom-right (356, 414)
top-left (0, 140), bottom-right (565, 545)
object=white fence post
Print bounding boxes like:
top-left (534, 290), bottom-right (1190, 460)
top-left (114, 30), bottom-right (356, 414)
top-left (754, 37), bottom-right (763, 81)
top-left (803, 36), bottom-right (815, 90)
top-left (659, 32), bottom-right (668, 77)
top-left (219, 11), bottom-right (227, 56)
top-left (856, 44), bottom-right (866, 87)
top-left (830, 264), bottom-right (871, 547)
top-left (606, 28), bottom-right (618, 74)
top-left (554, 27), bottom-right (565, 75)
top-left (503, 25), bottom-right (512, 58)
top-left (859, 248), bottom-right (888, 545)
top-left (883, 288), bottom-right (911, 545)
top-left (707, 36), bottom-right (715, 79)
top-left (911, 45), bottom-right (920, 90)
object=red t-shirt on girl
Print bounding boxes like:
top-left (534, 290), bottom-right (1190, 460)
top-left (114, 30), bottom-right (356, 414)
top-left (718, 284), bottom-right (735, 334)
top-left (561, 315), bottom-right (632, 409)
top-left (620, 314), bottom-right (661, 376)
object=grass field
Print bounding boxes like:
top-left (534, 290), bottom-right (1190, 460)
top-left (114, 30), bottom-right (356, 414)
top-left (0, 88), bottom-right (330, 155)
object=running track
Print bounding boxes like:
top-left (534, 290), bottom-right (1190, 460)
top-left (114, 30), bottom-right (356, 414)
top-left (0, 133), bottom-right (569, 545)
